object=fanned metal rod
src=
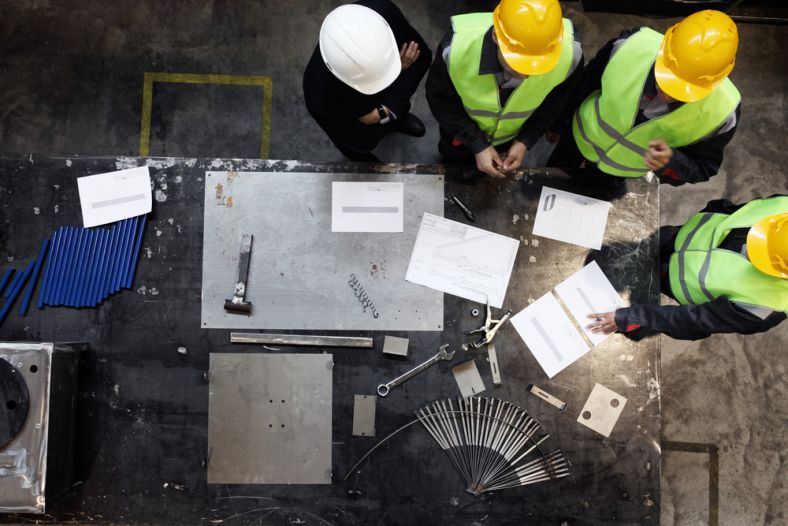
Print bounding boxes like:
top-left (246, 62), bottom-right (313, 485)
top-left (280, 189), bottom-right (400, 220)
top-left (500, 415), bottom-right (542, 464)
top-left (476, 398), bottom-right (499, 490)
top-left (481, 402), bottom-right (520, 485)
top-left (486, 433), bottom-right (551, 489)
top-left (509, 432), bottom-right (551, 467)
top-left (417, 409), bottom-right (447, 450)
top-left (417, 407), bottom-right (468, 487)
top-left (486, 434), bottom-right (553, 489)
top-left (490, 422), bottom-right (544, 488)
top-left (437, 400), bottom-right (470, 484)
top-left (478, 398), bottom-right (508, 487)
top-left (446, 399), bottom-right (473, 484)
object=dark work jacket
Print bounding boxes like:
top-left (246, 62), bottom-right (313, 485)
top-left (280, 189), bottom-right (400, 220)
top-left (555, 29), bottom-right (741, 186)
top-left (615, 197), bottom-right (787, 341)
top-left (302, 0), bottom-right (431, 149)
top-left (426, 26), bottom-right (583, 154)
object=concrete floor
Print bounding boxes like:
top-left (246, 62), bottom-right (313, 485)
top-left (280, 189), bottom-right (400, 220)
top-left (0, 1), bottom-right (785, 524)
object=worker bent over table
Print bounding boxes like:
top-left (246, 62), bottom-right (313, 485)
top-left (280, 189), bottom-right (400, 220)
top-left (588, 196), bottom-right (788, 340)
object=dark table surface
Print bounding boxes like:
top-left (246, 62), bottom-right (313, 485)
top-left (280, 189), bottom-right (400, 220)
top-left (0, 155), bottom-right (660, 525)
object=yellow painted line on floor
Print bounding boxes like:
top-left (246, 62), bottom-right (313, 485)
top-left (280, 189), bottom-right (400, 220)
top-left (138, 72), bottom-right (273, 158)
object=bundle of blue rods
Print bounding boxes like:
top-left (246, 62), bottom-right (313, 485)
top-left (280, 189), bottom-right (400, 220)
top-left (0, 215), bottom-right (147, 325)
top-left (37, 215), bottom-right (148, 308)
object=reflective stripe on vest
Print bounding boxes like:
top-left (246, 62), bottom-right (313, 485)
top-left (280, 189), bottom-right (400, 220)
top-left (448, 13), bottom-right (574, 145)
top-left (572, 27), bottom-right (741, 178)
top-left (668, 196), bottom-right (788, 312)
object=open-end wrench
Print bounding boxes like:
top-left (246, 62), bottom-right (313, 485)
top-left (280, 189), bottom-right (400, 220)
top-left (377, 344), bottom-right (455, 397)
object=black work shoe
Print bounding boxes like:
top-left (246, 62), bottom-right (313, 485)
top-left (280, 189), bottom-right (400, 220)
top-left (392, 113), bottom-right (426, 137)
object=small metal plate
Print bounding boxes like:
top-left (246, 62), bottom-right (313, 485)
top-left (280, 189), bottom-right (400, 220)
top-left (382, 336), bottom-right (409, 357)
top-left (577, 383), bottom-right (627, 437)
top-left (452, 360), bottom-right (486, 398)
top-left (352, 395), bottom-right (376, 437)
top-left (207, 353), bottom-right (333, 484)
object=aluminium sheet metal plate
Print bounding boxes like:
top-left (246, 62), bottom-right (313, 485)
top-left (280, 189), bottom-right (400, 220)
top-left (201, 171), bottom-right (444, 330)
top-left (207, 353), bottom-right (333, 484)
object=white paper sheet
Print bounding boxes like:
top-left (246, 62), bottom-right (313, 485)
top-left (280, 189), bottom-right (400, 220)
top-left (331, 182), bottom-right (403, 232)
top-left (510, 292), bottom-right (590, 378)
top-left (405, 213), bottom-right (519, 308)
top-left (554, 261), bottom-right (626, 347)
top-left (77, 166), bottom-right (152, 227)
top-left (532, 186), bottom-right (611, 250)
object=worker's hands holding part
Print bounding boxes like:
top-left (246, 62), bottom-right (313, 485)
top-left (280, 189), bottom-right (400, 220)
top-left (502, 140), bottom-right (527, 172)
top-left (586, 311), bottom-right (618, 334)
top-left (400, 41), bottom-right (420, 70)
top-left (475, 146), bottom-right (506, 178)
top-left (644, 139), bottom-right (673, 170)
top-left (358, 106), bottom-right (389, 125)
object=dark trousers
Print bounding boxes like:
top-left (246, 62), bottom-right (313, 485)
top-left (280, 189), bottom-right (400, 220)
top-left (327, 122), bottom-right (388, 162)
top-left (548, 128), bottom-right (629, 198)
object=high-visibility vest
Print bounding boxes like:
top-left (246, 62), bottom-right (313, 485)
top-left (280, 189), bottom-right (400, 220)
top-left (572, 28), bottom-right (741, 178)
top-left (448, 13), bottom-right (575, 146)
top-left (668, 196), bottom-right (788, 312)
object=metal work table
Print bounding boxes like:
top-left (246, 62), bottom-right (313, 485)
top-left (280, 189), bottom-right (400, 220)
top-left (0, 155), bottom-right (660, 525)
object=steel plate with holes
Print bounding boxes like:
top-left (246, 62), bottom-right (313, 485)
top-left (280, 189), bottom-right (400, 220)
top-left (207, 353), bottom-right (333, 484)
top-left (200, 171), bottom-right (444, 330)
top-left (0, 357), bottom-right (30, 449)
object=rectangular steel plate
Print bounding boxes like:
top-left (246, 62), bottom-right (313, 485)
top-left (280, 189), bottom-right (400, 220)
top-left (351, 394), bottom-right (376, 437)
top-left (382, 335), bottom-right (409, 357)
top-left (451, 359), bottom-right (486, 398)
top-left (201, 171), bottom-right (444, 330)
top-left (207, 353), bottom-right (333, 484)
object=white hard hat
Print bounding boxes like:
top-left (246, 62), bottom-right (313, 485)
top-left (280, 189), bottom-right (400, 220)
top-left (319, 4), bottom-right (401, 95)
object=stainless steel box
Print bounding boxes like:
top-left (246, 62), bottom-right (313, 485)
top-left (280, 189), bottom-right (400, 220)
top-left (0, 342), bottom-right (84, 514)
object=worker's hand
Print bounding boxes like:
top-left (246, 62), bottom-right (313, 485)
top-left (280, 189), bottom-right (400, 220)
top-left (475, 146), bottom-right (506, 178)
top-left (400, 41), bottom-right (420, 70)
top-left (545, 130), bottom-right (561, 144)
top-left (502, 140), bottom-right (527, 172)
top-left (358, 107), bottom-right (387, 125)
top-left (644, 139), bottom-right (672, 170)
top-left (586, 312), bottom-right (618, 334)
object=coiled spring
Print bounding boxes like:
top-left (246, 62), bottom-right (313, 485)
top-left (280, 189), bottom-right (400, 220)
top-left (348, 274), bottom-right (380, 318)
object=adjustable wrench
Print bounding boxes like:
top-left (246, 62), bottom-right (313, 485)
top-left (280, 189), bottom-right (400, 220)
top-left (377, 344), bottom-right (455, 397)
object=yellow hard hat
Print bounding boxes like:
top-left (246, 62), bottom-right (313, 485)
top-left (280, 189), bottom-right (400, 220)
top-left (655, 10), bottom-right (738, 103)
top-left (492, 0), bottom-right (564, 76)
top-left (747, 213), bottom-right (788, 279)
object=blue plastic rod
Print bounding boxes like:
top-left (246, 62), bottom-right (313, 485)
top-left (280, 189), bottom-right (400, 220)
top-left (105, 221), bottom-right (125, 299)
top-left (61, 228), bottom-right (83, 306)
top-left (96, 224), bottom-right (117, 304)
top-left (119, 217), bottom-right (140, 287)
top-left (0, 262), bottom-right (33, 326)
top-left (125, 215), bottom-right (147, 288)
top-left (76, 230), bottom-right (98, 307)
top-left (108, 219), bottom-right (127, 295)
top-left (85, 229), bottom-right (108, 307)
top-left (71, 229), bottom-right (92, 307)
top-left (19, 238), bottom-right (50, 316)
top-left (112, 219), bottom-right (134, 293)
top-left (4, 269), bottom-right (23, 300)
top-left (37, 230), bottom-right (58, 309)
top-left (64, 229), bottom-right (86, 307)
top-left (45, 227), bottom-right (67, 306)
top-left (4, 259), bottom-right (34, 304)
top-left (54, 227), bottom-right (76, 306)
top-left (0, 267), bottom-right (14, 295)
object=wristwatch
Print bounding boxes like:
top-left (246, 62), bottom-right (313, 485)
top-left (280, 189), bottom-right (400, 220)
top-left (377, 106), bottom-right (390, 125)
